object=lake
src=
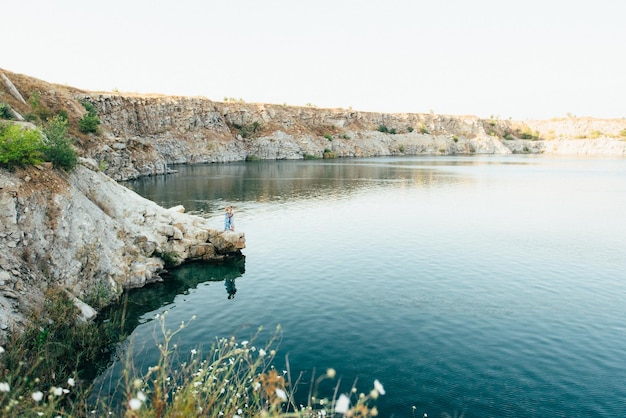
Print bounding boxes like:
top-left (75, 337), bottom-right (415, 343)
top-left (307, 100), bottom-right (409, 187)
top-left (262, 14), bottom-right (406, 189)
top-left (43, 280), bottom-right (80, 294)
top-left (98, 155), bottom-right (626, 417)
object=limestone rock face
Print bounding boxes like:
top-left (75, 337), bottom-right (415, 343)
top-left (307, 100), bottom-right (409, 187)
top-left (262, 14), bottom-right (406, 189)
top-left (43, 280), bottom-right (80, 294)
top-left (0, 160), bottom-right (245, 340)
top-left (73, 94), bottom-right (626, 180)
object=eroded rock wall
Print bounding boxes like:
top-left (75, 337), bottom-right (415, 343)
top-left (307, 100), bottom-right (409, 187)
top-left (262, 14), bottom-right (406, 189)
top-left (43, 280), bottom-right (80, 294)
top-left (0, 160), bottom-right (245, 340)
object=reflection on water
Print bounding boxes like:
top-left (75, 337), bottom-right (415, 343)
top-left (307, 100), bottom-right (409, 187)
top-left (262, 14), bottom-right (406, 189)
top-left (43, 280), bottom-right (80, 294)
top-left (106, 156), bottom-right (626, 417)
top-left (123, 158), bottom-right (480, 213)
top-left (99, 256), bottom-right (246, 343)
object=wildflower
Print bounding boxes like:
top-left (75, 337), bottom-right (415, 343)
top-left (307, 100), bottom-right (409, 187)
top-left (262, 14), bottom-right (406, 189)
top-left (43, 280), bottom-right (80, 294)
top-left (191, 315), bottom-right (197, 320)
top-left (275, 388), bottom-right (287, 401)
top-left (0, 382), bottom-right (9, 392)
top-left (259, 348), bottom-right (267, 356)
top-left (137, 391), bottom-right (147, 402)
top-left (253, 382), bottom-right (261, 391)
top-left (129, 398), bottom-right (142, 411)
top-left (37, 413), bottom-right (44, 417)
top-left (270, 350), bottom-right (276, 356)
top-left (32, 391), bottom-right (44, 402)
top-left (374, 379), bottom-right (386, 395)
top-left (62, 388), bottom-right (70, 394)
top-left (0, 346), bottom-right (4, 354)
top-left (241, 340), bottom-right (249, 346)
top-left (194, 382), bottom-right (202, 387)
top-left (238, 408), bottom-right (243, 414)
top-left (67, 377), bottom-right (75, 387)
top-left (370, 389), bottom-right (379, 399)
top-left (371, 406), bottom-right (379, 416)
top-left (335, 393), bottom-right (350, 414)
top-left (52, 386), bottom-right (63, 396)
top-left (326, 368), bottom-right (336, 379)
top-left (191, 349), bottom-right (197, 356)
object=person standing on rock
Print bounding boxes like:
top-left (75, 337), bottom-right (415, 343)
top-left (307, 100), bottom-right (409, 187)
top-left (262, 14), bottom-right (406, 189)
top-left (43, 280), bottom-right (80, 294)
top-left (224, 206), bottom-right (235, 231)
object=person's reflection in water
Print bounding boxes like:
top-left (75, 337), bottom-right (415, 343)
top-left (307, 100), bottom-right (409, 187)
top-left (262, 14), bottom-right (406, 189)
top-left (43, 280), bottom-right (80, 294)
top-left (225, 277), bottom-right (237, 299)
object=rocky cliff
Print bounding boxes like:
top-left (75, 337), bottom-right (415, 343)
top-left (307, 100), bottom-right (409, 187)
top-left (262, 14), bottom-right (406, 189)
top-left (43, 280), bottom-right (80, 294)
top-left (0, 160), bottom-right (245, 340)
top-left (2, 69), bottom-right (625, 181)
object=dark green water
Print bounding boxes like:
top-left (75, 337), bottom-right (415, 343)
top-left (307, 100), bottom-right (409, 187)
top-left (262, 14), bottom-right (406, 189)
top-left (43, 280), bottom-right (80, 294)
top-left (98, 156), bottom-right (626, 417)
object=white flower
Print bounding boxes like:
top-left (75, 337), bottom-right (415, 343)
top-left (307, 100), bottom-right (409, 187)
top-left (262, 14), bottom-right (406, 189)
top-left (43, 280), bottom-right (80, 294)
top-left (37, 413), bottom-right (43, 417)
top-left (326, 368), bottom-right (336, 379)
top-left (253, 382), bottom-right (261, 391)
top-left (275, 388), bottom-right (287, 401)
top-left (137, 391), bottom-right (147, 402)
top-left (62, 388), bottom-right (70, 394)
top-left (194, 381), bottom-right (202, 387)
top-left (0, 346), bottom-right (4, 354)
top-left (258, 348), bottom-right (266, 356)
top-left (237, 408), bottom-right (243, 414)
top-left (191, 349), bottom-right (197, 356)
top-left (129, 398), bottom-right (142, 411)
top-left (374, 379), bottom-right (386, 395)
top-left (52, 386), bottom-right (63, 396)
top-left (0, 382), bottom-right (9, 392)
top-left (67, 377), bottom-right (75, 387)
top-left (335, 393), bottom-right (350, 414)
top-left (32, 391), bottom-right (44, 402)
top-left (241, 340), bottom-right (249, 346)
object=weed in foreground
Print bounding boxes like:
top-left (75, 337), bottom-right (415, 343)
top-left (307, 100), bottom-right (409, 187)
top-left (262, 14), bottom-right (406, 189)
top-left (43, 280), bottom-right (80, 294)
top-left (0, 310), bottom-right (387, 417)
top-left (91, 313), bottom-right (386, 417)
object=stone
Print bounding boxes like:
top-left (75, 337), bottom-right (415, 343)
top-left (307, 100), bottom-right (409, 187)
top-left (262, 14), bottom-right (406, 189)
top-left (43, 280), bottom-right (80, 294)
top-left (0, 271), bottom-right (9, 286)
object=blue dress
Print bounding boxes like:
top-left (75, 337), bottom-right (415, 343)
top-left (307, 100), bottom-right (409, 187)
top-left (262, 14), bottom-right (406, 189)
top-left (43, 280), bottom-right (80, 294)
top-left (224, 213), bottom-right (234, 231)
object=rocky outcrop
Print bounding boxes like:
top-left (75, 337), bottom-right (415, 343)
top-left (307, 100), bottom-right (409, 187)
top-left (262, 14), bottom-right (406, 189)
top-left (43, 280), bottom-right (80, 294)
top-left (0, 159), bottom-right (245, 340)
top-left (79, 95), bottom-right (626, 180)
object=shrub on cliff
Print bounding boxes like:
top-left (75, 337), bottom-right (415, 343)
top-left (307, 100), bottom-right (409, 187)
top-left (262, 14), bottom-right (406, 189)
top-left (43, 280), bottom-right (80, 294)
top-left (42, 115), bottom-right (78, 170)
top-left (0, 102), bottom-right (13, 120)
top-left (0, 123), bottom-right (44, 169)
top-left (78, 101), bottom-right (100, 134)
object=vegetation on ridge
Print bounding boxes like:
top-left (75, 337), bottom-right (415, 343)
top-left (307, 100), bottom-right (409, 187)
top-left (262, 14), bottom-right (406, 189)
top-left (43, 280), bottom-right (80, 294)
top-left (0, 118), bottom-right (78, 171)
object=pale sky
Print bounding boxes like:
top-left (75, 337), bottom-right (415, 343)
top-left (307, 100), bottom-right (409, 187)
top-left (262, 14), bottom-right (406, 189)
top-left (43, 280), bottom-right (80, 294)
top-left (2, 0), bottom-right (625, 120)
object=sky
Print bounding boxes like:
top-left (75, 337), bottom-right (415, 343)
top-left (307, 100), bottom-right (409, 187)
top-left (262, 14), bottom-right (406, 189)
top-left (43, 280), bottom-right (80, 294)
top-left (2, 0), bottom-right (625, 120)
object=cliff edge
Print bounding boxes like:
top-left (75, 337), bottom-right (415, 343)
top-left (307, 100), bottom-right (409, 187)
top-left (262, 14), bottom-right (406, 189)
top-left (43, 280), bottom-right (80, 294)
top-left (0, 160), bottom-right (244, 340)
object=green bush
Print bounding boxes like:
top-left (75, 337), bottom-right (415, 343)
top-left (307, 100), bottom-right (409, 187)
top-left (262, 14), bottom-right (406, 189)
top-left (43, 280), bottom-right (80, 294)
top-left (57, 109), bottom-right (69, 121)
top-left (407, 126), bottom-right (414, 133)
top-left (0, 123), bottom-right (45, 169)
top-left (43, 116), bottom-right (78, 170)
top-left (78, 113), bottom-right (100, 133)
top-left (0, 102), bottom-right (13, 120)
top-left (232, 121), bottom-right (262, 139)
top-left (79, 101), bottom-right (100, 134)
top-left (324, 133), bottom-right (333, 141)
top-left (377, 125), bottom-right (388, 133)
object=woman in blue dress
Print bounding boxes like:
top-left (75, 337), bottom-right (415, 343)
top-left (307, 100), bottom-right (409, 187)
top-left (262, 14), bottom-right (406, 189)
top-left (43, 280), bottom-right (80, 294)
top-left (224, 206), bottom-right (235, 231)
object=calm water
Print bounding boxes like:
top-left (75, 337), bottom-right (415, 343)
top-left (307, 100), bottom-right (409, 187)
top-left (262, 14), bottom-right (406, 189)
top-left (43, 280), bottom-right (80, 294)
top-left (100, 156), bottom-right (626, 417)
